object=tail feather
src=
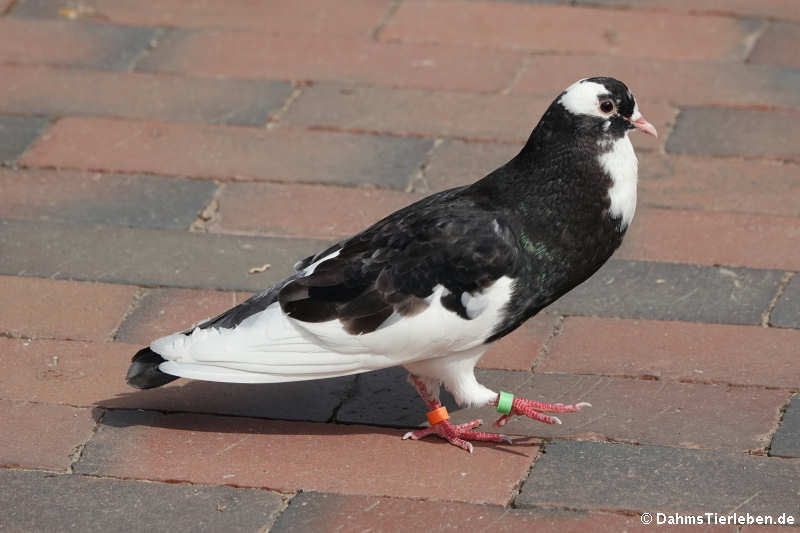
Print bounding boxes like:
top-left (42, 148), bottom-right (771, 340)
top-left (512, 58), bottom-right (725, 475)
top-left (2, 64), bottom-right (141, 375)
top-left (126, 347), bottom-right (179, 389)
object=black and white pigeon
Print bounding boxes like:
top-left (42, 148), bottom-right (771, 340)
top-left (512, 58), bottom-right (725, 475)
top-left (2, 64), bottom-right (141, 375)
top-left (127, 77), bottom-right (657, 452)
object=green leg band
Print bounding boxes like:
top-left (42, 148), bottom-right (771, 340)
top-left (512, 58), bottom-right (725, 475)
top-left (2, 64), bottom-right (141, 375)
top-left (496, 391), bottom-right (514, 414)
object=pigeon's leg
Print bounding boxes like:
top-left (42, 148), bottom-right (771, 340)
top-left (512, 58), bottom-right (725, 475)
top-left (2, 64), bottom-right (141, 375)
top-left (401, 374), bottom-right (512, 454)
top-left (490, 396), bottom-right (592, 427)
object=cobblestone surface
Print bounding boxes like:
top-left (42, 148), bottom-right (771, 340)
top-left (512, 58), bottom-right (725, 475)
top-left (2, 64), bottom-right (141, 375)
top-left (1, 0), bottom-right (798, 529)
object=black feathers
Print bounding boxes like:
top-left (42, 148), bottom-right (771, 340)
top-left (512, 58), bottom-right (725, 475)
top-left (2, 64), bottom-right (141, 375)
top-left (279, 188), bottom-right (519, 335)
top-left (126, 347), bottom-right (179, 389)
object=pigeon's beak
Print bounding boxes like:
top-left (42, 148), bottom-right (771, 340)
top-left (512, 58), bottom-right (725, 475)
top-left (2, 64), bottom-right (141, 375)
top-left (628, 114), bottom-right (658, 137)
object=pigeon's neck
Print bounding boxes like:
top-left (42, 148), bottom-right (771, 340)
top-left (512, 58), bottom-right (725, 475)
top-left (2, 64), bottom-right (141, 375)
top-left (596, 133), bottom-right (638, 230)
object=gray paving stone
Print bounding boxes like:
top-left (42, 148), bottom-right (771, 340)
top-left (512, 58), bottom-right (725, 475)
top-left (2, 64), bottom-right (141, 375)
top-left (270, 492), bottom-right (641, 533)
top-left (771, 275), bottom-right (800, 328)
top-left (103, 376), bottom-right (355, 423)
top-left (0, 74), bottom-right (293, 126)
top-left (10, 0), bottom-right (73, 16)
top-left (335, 366), bottom-right (459, 428)
top-left (552, 259), bottom-right (784, 325)
top-left (337, 369), bottom-right (785, 451)
top-left (2, 171), bottom-right (217, 229)
top-left (191, 79), bottom-right (292, 127)
top-left (5, 10), bottom-right (160, 70)
top-left (51, 176), bottom-right (217, 230)
top-left (0, 114), bottom-right (49, 163)
top-left (0, 469), bottom-right (284, 533)
top-left (0, 219), bottom-right (785, 323)
top-left (771, 395), bottom-right (800, 458)
top-left (0, 218), bottom-right (330, 291)
top-left (667, 107), bottom-right (800, 160)
top-left (517, 440), bottom-right (800, 517)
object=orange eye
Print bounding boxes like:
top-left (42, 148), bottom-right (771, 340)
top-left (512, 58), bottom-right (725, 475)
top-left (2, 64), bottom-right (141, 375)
top-left (599, 100), bottom-right (615, 114)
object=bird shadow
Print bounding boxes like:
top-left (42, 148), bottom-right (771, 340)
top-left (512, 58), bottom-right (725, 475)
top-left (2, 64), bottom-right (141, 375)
top-left (97, 406), bottom-right (538, 457)
top-left (97, 368), bottom-right (537, 457)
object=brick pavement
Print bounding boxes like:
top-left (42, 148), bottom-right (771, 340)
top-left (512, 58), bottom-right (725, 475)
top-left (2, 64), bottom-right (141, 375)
top-left (0, 0), bottom-right (798, 531)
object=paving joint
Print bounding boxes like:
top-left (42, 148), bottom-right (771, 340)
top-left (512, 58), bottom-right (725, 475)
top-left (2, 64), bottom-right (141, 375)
top-left (407, 137), bottom-right (443, 193)
top-left (766, 394), bottom-right (797, 456)
top-left (742, 19), bottom-right (770, 63)
top-left (1, 0), bottom-right (19, 16)
top-left (531, 315), bottom-right (564, 372)
top-left (109, 287), bottom-right (147, 342)
top-left (500, 53), bottom-right (534, 96)
top-left (328, 373), bottom-right (361, 424)
top-left (266, 81), bottom-right (308, 130)
top-left (370, 0), bottom-right (404, 41)
top-left (67, 408), bottom-right (107, 474)
top-left (763, 271), bottom-right (793, 326)
top-left (127, 27), bottom-right (168, 73)
top-left (189, 183), bottom-right (224, 232)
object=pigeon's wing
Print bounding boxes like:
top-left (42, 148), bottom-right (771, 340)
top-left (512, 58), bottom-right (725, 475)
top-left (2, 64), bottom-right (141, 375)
top-left (152, 192), bottom-right (520, 383)
top-left (280, 203), bottom-right (519, 337)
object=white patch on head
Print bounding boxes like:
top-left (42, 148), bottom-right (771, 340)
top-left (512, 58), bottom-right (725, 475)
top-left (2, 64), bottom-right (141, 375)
top-left (598, 135), bottom-right (638, 228)
top-left (630, 101), bottom-right (641, 121)
top-left (558, 80), bottom-right (610, 118)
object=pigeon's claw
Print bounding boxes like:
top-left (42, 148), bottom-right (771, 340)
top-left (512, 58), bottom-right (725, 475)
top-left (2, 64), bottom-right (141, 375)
top-left (493, 397), bottom-right (590, 427)
top-left (403, 418), bottom-right (512, 453)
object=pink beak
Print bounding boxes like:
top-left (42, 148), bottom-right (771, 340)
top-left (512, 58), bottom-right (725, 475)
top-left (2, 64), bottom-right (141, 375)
top-left (630, 116), bottom-right (658, 137)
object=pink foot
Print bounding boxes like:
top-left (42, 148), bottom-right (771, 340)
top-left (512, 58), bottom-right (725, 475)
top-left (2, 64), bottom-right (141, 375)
top-left (493, 397), bottom-right (592, 427)
top-left (402, 418), bottom-right (512, 454)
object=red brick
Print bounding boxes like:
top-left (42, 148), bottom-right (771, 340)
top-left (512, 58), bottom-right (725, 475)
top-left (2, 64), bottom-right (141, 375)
top-left (540, 317), bottom-right (800, 389)
top-left (0, 276), bottom-right (138, 341)
top-left (471, 372), bottom-right (789, 452)
top-left (138, 30), bottom-right (525, 93)
top-left (21, 0), bottom-right (392, 37)
top-left (748, 22), bottom-right (800, 69)
top-left (0, 337), bottom-right (351, 423)
top-left (0, 64), bottom-right (291, 126)
top-left (381, 1), bottom-right (756, 61)
top-left (286, 84), bottom-right (552, 143)
top-left (580, 0), bottom-right (800, 22)
top-left (0, 338), bottom-right (135, 405)
top-left (213, 182), bottom-right (420, 240)
top-left (0, 399), bottom-right (96, 471)
top-left (639, 154), bottom-right (800, 217)
top-left (273, 492), bottom-right (689, 533)
top-left (618, 207), bottom-right (800, 270)
top-left (77, 410), bottom-right (537, 505)
top-left (115, 288), bottom-right (250, 345)
top-left (21, 117), bottom-right (430, 188)
top-left (511, 55), bottom-right (800, 110)
top-left (284, 83), bottom-right (672, 151)
top-left (477, 313), bottom-right (558, 371)
top-left (0, 17), bottom-right (155, 70)
top-left (424, 140), bottom-right (518, 192)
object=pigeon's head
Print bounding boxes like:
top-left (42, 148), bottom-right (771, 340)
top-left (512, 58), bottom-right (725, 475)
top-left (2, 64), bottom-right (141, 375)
top-left (556, 77), bottom-right (657, 140)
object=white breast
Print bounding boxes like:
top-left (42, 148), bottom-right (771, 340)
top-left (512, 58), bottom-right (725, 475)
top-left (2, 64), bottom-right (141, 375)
top-left (597, 134), bottom-right (638, 229)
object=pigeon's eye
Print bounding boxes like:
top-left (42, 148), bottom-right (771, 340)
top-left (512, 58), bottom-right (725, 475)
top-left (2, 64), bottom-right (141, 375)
top-left (599, 100), bottom-right (615, 114)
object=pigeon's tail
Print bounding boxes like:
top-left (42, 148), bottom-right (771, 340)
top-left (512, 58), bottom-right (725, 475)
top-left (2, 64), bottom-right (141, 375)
top-left (126, 347), bottom-right (180, 389)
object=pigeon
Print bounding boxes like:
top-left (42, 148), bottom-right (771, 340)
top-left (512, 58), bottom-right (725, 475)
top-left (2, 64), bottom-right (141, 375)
top-left (127, 77), bottom-right (657, 452)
